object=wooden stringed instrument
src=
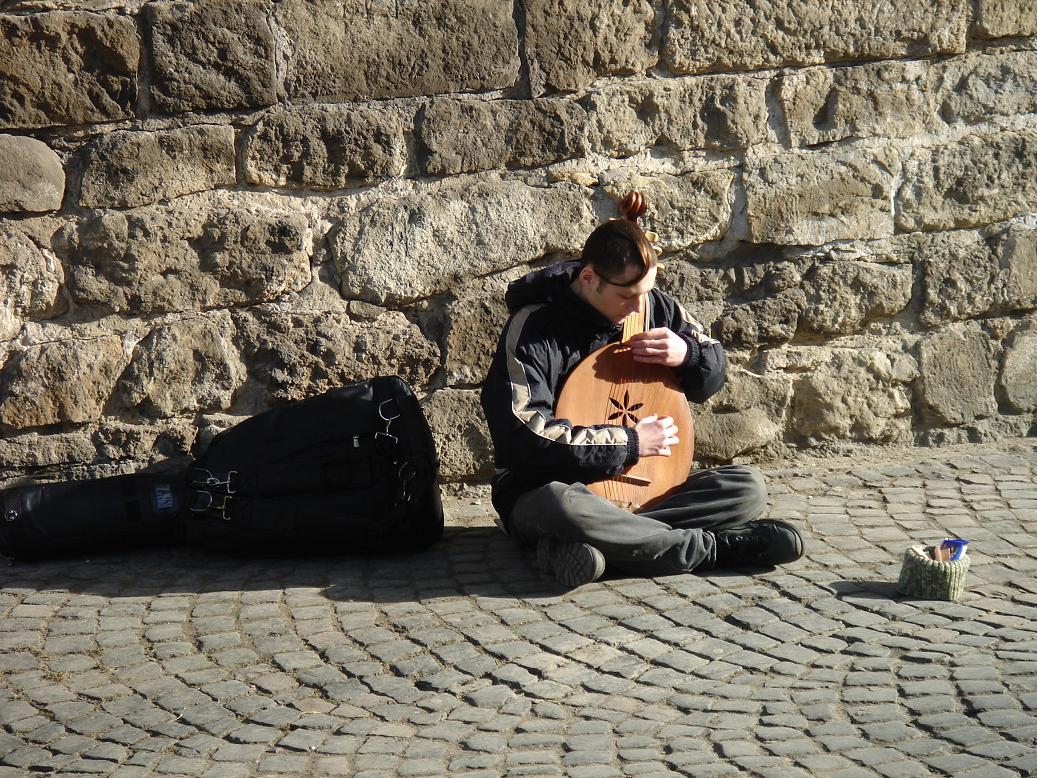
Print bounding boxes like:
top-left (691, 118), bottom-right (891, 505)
top-left (554, 194), bottom-right (695, 513)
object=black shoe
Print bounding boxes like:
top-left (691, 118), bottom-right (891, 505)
top-left (712, 520), bottom-right (804, 569)
top-left (536, 538), bottom-right (606, 588)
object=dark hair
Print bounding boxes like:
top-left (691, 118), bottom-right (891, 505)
top-left (579, 219), bottom-right (656, 288)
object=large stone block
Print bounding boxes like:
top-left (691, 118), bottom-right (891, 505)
top-left (79, 126), bottom-right (236, 209)
top-left (791, 349), bottom-right (916, 445)
top-left (799, 261), bottom-right (912, 336)
top-left (0, 11), bottom-right (139, 129)
top-left (994, 226), bottom-right (1037, 312)
top-left (917, 324), bottom-right (998, 425)
top-left (585, 75), bottom-right (769, 157)
top-left (975, 0), bottom-right (1037, 38)
top-left (745, 146), bottom-right (897, 245)
top-left (716, 290), bottom-right (807, 351)
top-left (937, 51), bottom-right (1037, 124)
top-left (331, 179), bottom-right (594, 305)
top-left (599, 170), bottom-right (734, 252)
top-left (0, 335), bottom-right (130, 428)
top-left (65, 194), bottom-right (311, 316)
top-left (243, 104), bottom-right (409, 189)
top-left (655, 258), bottom-right (733, 328)
top-left (146, 0), bottom-right (276, 112)
top-left (896, 130), bottom-right (1037, 232)
top-left (279, 0), bottom-right (519, 101)
top-left (523, 0), bottom-right (658, 95)
top-left (0, 135), bottom-right (65, 213)
top-left (0, 430), bottom-right (96, 477)
top-left (777, 61), bottom-right (935, 146)
top-left (420, 98), bottom-right (587, 176)
top-left (695, 368), bottom-right (791, 460)
top-left (694, 410), bottom-right (780, 462)
top-left (898, 231), bottom-right (1000, 328)
top-left (90, 419), bottom-right (197, 469)
top-left (233, 308), bottom-right (439, 404)
top-left (663, 0), bottom-right (967, 74)
top-left (1000, 325), bottom-right (1037, 413)
top-left (117, 312), bottom-right (246, 418)
top-left (421, 389), bottom-right (494, 481)
top-left (0, 224), bottom-right (66, 341)
top-left (444, 275), bottom-right (512, 386)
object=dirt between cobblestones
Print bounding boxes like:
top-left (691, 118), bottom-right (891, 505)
top-left (1, 438), bottom-right (1036, 777)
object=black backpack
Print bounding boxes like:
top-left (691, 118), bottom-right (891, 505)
top-left (182, 375), bottom-right (444, 553)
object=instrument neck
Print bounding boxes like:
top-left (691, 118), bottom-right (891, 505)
top-left (621, 294), bottom-right (649, 342)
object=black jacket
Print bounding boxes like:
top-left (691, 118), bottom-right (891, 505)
top-left (480, 261), bottom-right (727, 528)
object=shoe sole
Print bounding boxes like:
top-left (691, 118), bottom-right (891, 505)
top-left (537, 540), bottom-right (605, 588)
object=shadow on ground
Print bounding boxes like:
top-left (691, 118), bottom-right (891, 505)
top-left (0, 526), bottom-right (582, 602)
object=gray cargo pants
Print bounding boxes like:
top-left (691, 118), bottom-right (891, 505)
top-left (508, 465), bottom-right (767, 576)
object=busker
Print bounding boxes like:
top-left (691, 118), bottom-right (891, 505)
top-left (480, 193), bottom-right (805, 587)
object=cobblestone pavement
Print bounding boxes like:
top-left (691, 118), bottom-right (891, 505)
top-left (2, 440), bottom-right (1037, 778)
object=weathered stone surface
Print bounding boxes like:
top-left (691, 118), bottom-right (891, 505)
top-left (90, 419), bottom-right (197, 470)
top-left (918, 325), bottom-right (999, 425)
top-left (79, 126), bottom-right (236, 209)
top-left (64, 195), bottom-right (312, 316)
top-left (523, 0), bottom-right (658, 95)
top-left (799, 261), bottom-right (912, 336)
top-left (745, 146), bottom-right (897, 245)
top-left (331, 179), bottom-right (594, 305)
top-left (936, 51), bottom-right (1037, 124)
top-left (695, 368), bottom-right (791, 460)
top-left (655, 259), bottom-right (733, 329)
top-left (994, 226), bottom-right (1037, 312)
top-left (708, 366), bottom-right (792, 420)
top-left (694, 409), bottom-right (780, 462)
top-left (279, 0), bottom-right (519, 101)
top-left (716, 290), bottom-right (807, 350)
top-left (585, 75), bottom-right (768, 157)
top-left (0, 11), bottom-right (139, 128)
top-left (896, 130), bottom-right (1037, 232)
top-left (0, 335), bottom-right (130, 428)
top-left (663, 0), bottom-right (967, 74)
top-left (599, 171), bottom-right (734, 252)
top-left (1000, 326), bottom-right (1037, 412)
top-left (117, 313), bottom-right (246, 418)
top-left (233, 308), bottom-right (439, 405)
top-left (0, 224), bottom-right (67, 341)
top-left (778, 61), bottom-right (935, 146)
top-left (146, 0), bottom-right (276, 113)
top-left (899, 231), bottom-right (1001, 328)
top-left (975, 0), bottom-right (1037, 38)
top-left (0, 430), bottom-right (96, 477)
top-left (421, 389), bottom-right (494, 481)
top-left (243, 105), bottom-right (409, 189)
top-left (0, 135), bottom-right (65, 212)
top-left (421, 98), bottom-right (587, 176)
top-left (444, 275), bottom-right (512, 386)
top-left (791, 349), bottom-right (916, 445)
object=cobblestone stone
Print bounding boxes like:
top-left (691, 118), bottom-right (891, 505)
top-left (1, 441), bottom-right (1036, 774)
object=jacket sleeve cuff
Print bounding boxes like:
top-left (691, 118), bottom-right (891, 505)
top-left (623, 429), bottom-right (640, 467)
top-left (679, 334), bottom-right (702, 367)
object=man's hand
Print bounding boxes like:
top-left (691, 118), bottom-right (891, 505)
top-left (627, 327), bottom-right (688, 368)
top-left (635, 415), bottom-right (679, 457)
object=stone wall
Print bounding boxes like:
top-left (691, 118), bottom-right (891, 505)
top-left (0, 0), bottom-right (1035, 486)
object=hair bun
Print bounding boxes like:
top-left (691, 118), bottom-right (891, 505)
top-left (620, 191), bottom-right (648, 222)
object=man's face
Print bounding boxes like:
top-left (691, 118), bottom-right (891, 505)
top-left (577, 264), bottom-right (657, 325)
